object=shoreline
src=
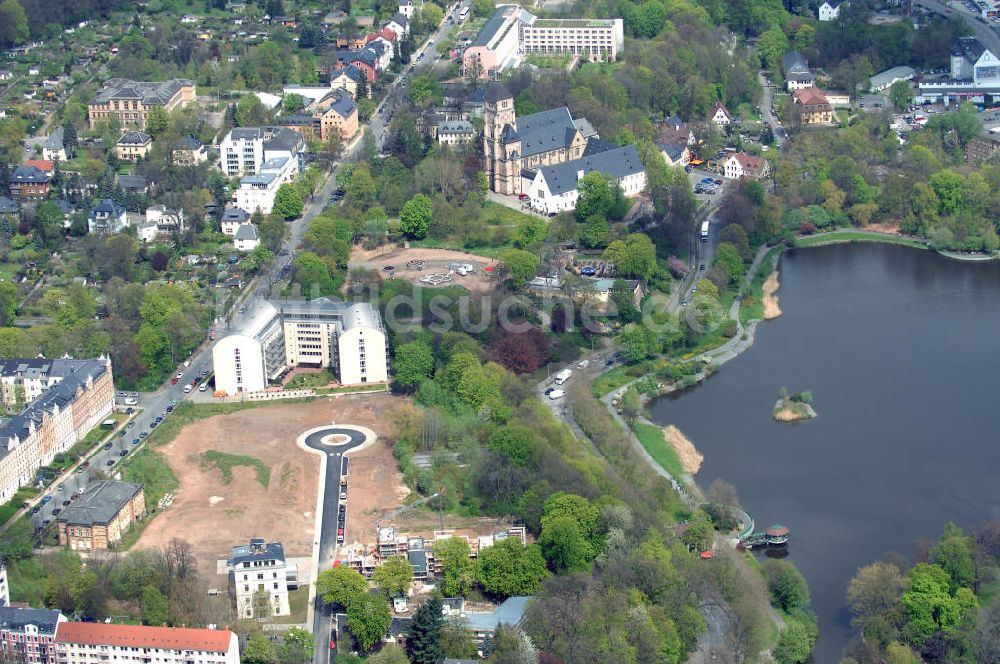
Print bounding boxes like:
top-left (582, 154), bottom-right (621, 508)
top-left (762, 270), bottom-right (782, 319)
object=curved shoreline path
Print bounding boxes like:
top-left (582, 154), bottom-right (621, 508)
top-left (297, 423), bottom-right (378, 664)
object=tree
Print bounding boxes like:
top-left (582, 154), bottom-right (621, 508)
top-left (488, 425), bottom-right (536, 466)
top-left (151, 251), bottom-right (169, 272)
top-left (498, 249), bottom-right (540, 288)
top-left (371, 556), bottom-right (413, 598)
top-left (145, 107), bottom-right (170, 137)
top-left (516, 216), bottom-right (546, 248)
top-left (316, 566), bottom-right (368, 608)
top-left (889, 80), bottom-right (914, 110)
top-left (435, 537), bottom-right (476, 597)
top-left (621, 387), bottom-right (641, 428)
top-left (407, 596), bottom-right (444, 664)
top-left (773, 618), bottom-right (814, 664)
top-left (141, 585), bottom-right (170, 626)
top-left (762, 560), bottom-right (810, 612)
top-left (602, 234), bottom-right (656, 280)
top-left (242, 633), bottom-right (276, 664)
top-left (538, 516), bottom-right (593, 573)
top-left (259, 214), bottom-right (288, 252)
top-left (617, 323), bottom-right (650, 363)
top-left (346, 593), bottom-right (392, 652)
top-left (400, 193), bottom-right (433, 238)
top-left (277, 627), bottom-right (313, 664)
top-left (0, 282), bottom-right (18, 326)
top-left (578, 214), bottom-right (611, 248)
top-left (489, 625), bottom-right (538, 664)
top-left (476, 538), bottom-right (549, 597)
top-left (393, 339), bottom-right (434, 390)
top-left (575, 172), bottom-right (617, 221)
top-left (440, 617), bottom-right (478, 658)
top-left (273, 184), bottom-right (305, 220)
top-left (236, 94), bottom-right (269, 127)
top-left (365, 646), bottom-right (409, 664)
top-left (492, 331), bottom-right (545, 374)
top-left (714, 242), bottom-right (745, 284)
top-left (283, 93), bottom-right (305, 114)
top-left (0, 0), bottom-right (29, 47)
top-left (900, 563), bottom-right (977, 646)
top-left (931, 528), bottom-right (975, 591)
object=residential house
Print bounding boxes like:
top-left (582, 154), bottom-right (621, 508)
top-left (315, 89), bottom-right (358, 142)
top-left (137, 205), bottom-right (185, 243)
top-left (172, 136), bottom-right (208, 165)
top-left (722, 152), bottom-right (770, 180)
top-left (220, 207), bottom-right (250, 236)
top-left (9, 165), bottom-right (50, 200)
top-left (57, 480), bottom-right (146, 550)
top-left (0, 196), bottom-right (19, 220)
top-left (227, 538), bottom-right (292, 618)
top-left (437, 120), bottom-right (475, 146)
top-left (279, 114), bottom-right (320, 140)
top-left (54, 199), bottom-right (74, 228)
top-left (655, 115), bottom-right (694, 167)
top-left (42, 128), bottom-right (67, 161)
top-left (782, 51), bottom-right (815, 91)
top-left (55, 623), bottom-right (239, 664)
top-left (792, 87), bottom-right (833, 124)
top-left (88, 199), bottom-right (128, 235)
top-left (522, 144), bottom-right (647, 214)
top-left (331, 65), bottom-right (368, 98)
top-left (385, 12), bottom-right (410, 38)
top-left (25, 160), bottom-right (54, 177)
top-left (398, 0), bottom-right (416, 18)
top-left (87, 78), bottom-right (196, 130)
top-left (818, 0), bottom-right (843, 20)
top-left (0, 70), bottom-right (11, 81)
top-left (114, 131), bottom-right (152, 160)
top-left (367, 39), bottom-right (393, 71)
top-left (116, 174), bottom-right (148, 194)
top-left (0, 606), bottom-right (66, 664)
top-left (0, 563), bottom-right (8, 605)
top-left (708, 101), bottom-right (732, 127)
top-left (234, 223), bottom-right (260, 252)
top-left (233, 154), bottom-right (297, 214)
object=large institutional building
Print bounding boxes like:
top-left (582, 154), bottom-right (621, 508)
top-left (55, 623), bottom-right (239, 664)
top-left (463, 5), bottom-right (623, 78)
top-left (57, 480), bottom-right (146, 551)
top-left (482, 84), bottom-right (646, 210)
top-left (87, 79), bottom-right (196, 130)
top-left (0, 358), bottom-right (114, 504)
top-left (227, 538), bottom-right (293, 619)
top-left (212, 298), bottom-right (388, 395)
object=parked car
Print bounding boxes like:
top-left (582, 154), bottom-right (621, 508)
top-left (548, 389), bottom-right (565, 400)
top-left (104, 443), bottom-right (112, 450)
top-left (51, 508), bottom-right (60, 516)
top-left (340, 491), bottom-right (347, 500)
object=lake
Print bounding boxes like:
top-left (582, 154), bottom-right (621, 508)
top-left (648, 242), bottom-right (1000, 662)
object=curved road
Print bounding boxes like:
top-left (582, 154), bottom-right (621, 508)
top-left (302, 427), bottom-right (366, 664)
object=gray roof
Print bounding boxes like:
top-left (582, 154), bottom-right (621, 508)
top-left (782, 50), bottom-right (810, 74)
top-left (280, 114), bottom-right (316, 126)
top-left (0, 607), bottom-right (63, 635)
top-left (464, 596), bottom-right (531, 631)
top-left (57, 480), bottom-right (142, 527)
top-left (338, 302), bottom-right (384, 333)
top-left (176, 135), bottom-right (203, 150)
top-left (263, 126), bottom-right (304, 153)
top-left (241, 173), bottom-right (277, 186)
top-left (337, 65), bottom-right (366, 83)
top-left (230, 127), bottom-right (265, 141)
top-left (329, 89), bottom-right (356, 118)
top-left (870, 66), bottom-right (915, 89)
top-left (43, 127), bottom-right (64, 150)
top-left (953, 36), bottom-right (987, 61)
top-left (222, 207), bottom-right (250, 223)
top-left (117, 174), bottom-right (147, 189)
top-left (117, 131), bottom-right (152, 145)
top-left (93, 78), bottom-right (193, 106)
top-left (389, 11), bottom-right (409, 26)
top-left (352, 48), bottom-right (378, 67)
top-left (235, 223), bottom-right (259, 241)
top-left (582, 138), bottom-right (617, 156)
top-left (437, 120), bottom-right (473, 134)
top-left (11, 165), bottom-right (49, 184)
top-left (55, 198), bottom-right (74, 214)
top-left (407, 549), bottom-right (427, 573)
top-left (0, 195), bottom-right (19, 214)
top-left (231, 538), bottom-right (285, 566)
top-left (573, 117), bottom-right (598, 138)
top-left (508, 107), bottom-right (579, 159)
top-left (473, 7), bottom-right (509, 47)
top-left (91, 199), bottom-right (126, 217)
top-left (536, 144), bottom-right (644, 196)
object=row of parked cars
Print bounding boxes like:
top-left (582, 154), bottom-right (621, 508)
top-left (695, 177), bottom-right (722, 195)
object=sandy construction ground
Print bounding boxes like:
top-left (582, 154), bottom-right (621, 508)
top-left (135, 393), bottom-right (406, 590)
top-left (351, 246), bottom-right (498, 294)
top-left (762, 271), bottom-right (782, 320)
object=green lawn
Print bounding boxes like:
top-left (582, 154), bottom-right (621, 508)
top-left (740, 247), bottom-right (781, 325)
top-left (633, 422), bottom-right (686, 479)
top-left (285, 369), bottom-right (334, 389)
top-left (795, 231), bottom-right (927, 250)
top-left (200, 450), bottom-right (270, 487)
top-left (0, 487), bottom-right (40, 527)
top-left (122, 447), bottom-right (179, 509)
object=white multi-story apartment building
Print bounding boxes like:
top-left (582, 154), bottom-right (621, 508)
top-left (228, 538), bottom-right (292, 618)
top-left (0, 359), bottom-right (114, 503)
top-left (218, 126), bottom-right (304, 178)
top-left (233, 152), bottom-right (299, 215)
top-left (55, 623), bottom-right (239, 664)
top-left (212, 298), bottom-right (388, 395)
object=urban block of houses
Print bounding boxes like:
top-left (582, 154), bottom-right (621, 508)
top-left (0, 358), bottom-right (114, 503)
top-left (55, 623), bottom-right (240, 664)
top-left (782, 51), bottom-right (816, 91)
top-left (172, 136), bottom-right (208, 165)
top-left (708, 101), bottom-right (732, 127)
top-left (87, 78), bottom-right (196, 130)
top-left (818, 0), bottom-right (843, 21)
top-left (57, 480), bottom-right (146, 551)
top-left (138, 205), bottom-right (185, 243)
top-left (9, 165), bottom-right (50, 200)
top-left (526, 275), bottom-right (644, 311)
top-left (88, 199), bottom-right (128, 235)
top-left (722, 152), bottom-right (770, 180)
top-left (0, 605), bottom-right (66, 664)
top-left (233, 223), bottom-right (260, 252)
top-left (211, 298), bottom-right (387, 394)
top-left (655, 115), bottom-right (694, 167)
top-left (463, 5), bottom-right (624, 78)
top-left (227, 538), bottom-right (295, 618)
top-left (42, 127), bottom-right (67, 161)
top-left (436, 120), bottom-right (475, 146)
top-left (793, 87), bottom-right (834, 124)
top-left (114, 131), bottom-right (153, 160)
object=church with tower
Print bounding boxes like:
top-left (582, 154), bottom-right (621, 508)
top-left (482, 83), bottom-right (595, 196)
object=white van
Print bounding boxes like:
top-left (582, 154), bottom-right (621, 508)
top-left (554, 368), bottom-right (572, 385)
top-left (183, 384), bottom-right (193, 393)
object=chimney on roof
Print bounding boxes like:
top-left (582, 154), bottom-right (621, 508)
top-left (249, 537), bottom-right (266, 553)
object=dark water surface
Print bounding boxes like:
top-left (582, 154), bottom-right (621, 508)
top-left (648, 242), bottom-right (1000, 662)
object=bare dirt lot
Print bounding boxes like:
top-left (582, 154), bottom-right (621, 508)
top-left (350, 246), bottom-right (498, 294)
top-left (135, 393), bottom-right (407, 590)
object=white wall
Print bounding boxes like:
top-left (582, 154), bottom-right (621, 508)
top-left (212, 334), bottom-right (267, 394)
top-left (337, 326), bottom-right (387, 384)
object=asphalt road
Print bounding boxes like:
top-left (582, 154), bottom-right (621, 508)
top-left (913, 0), bottom-right (1000, 56)
top-left (758, 73), bottom-right (788, 148)
top-left (301, 427), bottom-right (366, 664)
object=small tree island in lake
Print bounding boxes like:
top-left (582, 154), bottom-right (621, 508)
top-left (773, 387), bottom-right (817, 422)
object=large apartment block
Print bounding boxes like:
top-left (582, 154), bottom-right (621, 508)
top-left (87, 79), bottom-right (196, 130)
top-left (227, 538), bottom-right (294, 619)
top-left (212, 298), bottom-right (388, 395)
top-left (55, 623), bottom-right (239, 664)
top-left (0, 606), bottom-right (66, 664)
top-left (463, 5), bottom-right (623, 78)
top-left (0, 359), bottom-right (114, 503)
top-left (218, 126), bottom-right (305, 178)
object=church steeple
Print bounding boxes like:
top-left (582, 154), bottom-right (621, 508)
top-left (483, 83), bottom-right (519, 194)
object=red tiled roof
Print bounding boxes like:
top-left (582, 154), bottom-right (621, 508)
top-left (26, 159), bottom-right (54, 173)
top-left (793, 87), bottom-right (830, 107)
top-left (731, 152), bottom-right (766, 170)
top-left (709, 101), bottom-right (731, 119)
top-left (56, 623), bottom-right (234, 653)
